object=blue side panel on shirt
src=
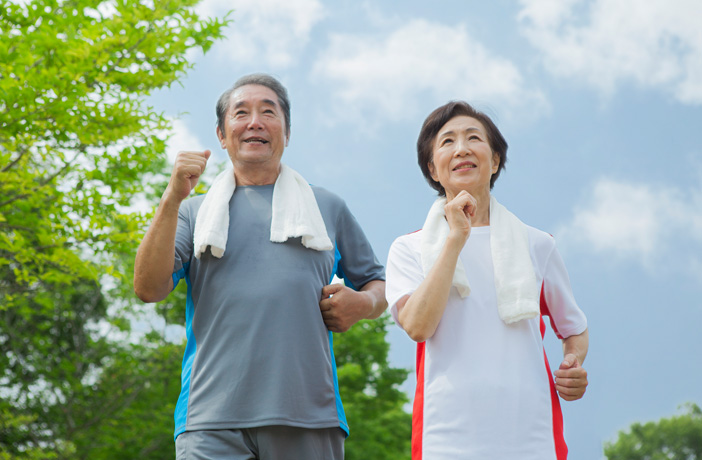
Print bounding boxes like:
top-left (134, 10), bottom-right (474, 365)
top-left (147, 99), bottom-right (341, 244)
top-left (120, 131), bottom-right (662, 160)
top-left (171, 262), bottom-right (197, 440)
top-left (330, 246), bottom-right (350, 436)
top-left (334, 248), bottom-right (357, 291)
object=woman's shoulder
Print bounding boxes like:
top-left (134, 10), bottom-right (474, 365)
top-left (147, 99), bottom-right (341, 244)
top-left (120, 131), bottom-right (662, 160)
top-left (394, 228), bottom-right (423, 244)
top-left (389, 229), bottom-right (423, 253)
top-left (524, 224), bottom-right (558, 259)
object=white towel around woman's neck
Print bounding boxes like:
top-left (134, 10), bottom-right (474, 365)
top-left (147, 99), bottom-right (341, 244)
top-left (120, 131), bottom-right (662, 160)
top-left (420, 195), bottom-right (539, 324)
top-left (193, 164), bottom-right (333, 259)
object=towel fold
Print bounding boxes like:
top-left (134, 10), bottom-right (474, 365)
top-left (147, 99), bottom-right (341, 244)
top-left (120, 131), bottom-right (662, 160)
top-left (420, 195), bottom-right (539, 324)
top-left (193, 164), bottom-right (333, 259)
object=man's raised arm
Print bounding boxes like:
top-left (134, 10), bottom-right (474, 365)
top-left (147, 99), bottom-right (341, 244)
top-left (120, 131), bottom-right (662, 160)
top-left (134, 150), bottom-right (210, 303)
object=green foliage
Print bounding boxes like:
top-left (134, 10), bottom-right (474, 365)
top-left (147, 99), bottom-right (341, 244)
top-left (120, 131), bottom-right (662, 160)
top-left (604, 403), bottom-right (702, 460)
top-left (335, 315), bottom-right (412, 460)
top-left (1, 2), bottom-right (412, 458)
top-left (0, 0), bottom-right (226, 311)
top-left (0, 0), bottom-right (226, 457)
top-left (68, 342), bottom-right (185, 459)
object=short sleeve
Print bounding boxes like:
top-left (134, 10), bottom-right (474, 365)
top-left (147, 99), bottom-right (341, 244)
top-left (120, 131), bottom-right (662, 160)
top-left (172, 199), bottom-right (196, 288)
top-left (385, 233), bottom-right (425, 327)
top-left (334, 201), bottom-right (385, 289)
top-left (541, 242), bottom-right (588, 339)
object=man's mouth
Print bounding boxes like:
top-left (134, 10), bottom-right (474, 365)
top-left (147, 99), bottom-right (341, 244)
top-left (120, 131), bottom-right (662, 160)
top-left (244, 138), bottom-right (269, 144)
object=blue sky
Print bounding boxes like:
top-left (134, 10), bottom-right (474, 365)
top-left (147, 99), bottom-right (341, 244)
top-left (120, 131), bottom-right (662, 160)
top-left (149, 1), bottom-right (702, 458)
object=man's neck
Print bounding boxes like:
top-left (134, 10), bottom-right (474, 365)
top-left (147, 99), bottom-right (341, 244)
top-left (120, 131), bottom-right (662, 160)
top-left (233, 163), bottom-right (281, 186)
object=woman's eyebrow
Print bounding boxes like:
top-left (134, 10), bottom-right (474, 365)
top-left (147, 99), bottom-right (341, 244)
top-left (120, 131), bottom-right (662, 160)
top-left (438, 127), bottom-right (482, 138)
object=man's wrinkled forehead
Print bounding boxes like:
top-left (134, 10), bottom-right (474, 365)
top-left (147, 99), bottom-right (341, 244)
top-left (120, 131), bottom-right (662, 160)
top-left (230, 85), bottom-right (281, 110)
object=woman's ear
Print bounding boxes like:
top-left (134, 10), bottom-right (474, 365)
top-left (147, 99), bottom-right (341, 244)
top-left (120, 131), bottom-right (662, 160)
top-left (428, 161), bottom-right (438, 182)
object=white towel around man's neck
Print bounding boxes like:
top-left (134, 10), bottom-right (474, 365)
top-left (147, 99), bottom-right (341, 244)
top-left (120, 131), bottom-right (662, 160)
top-left (420, 195), bottom-right (539, 324)
top-left (193, 164), bottom-right (333, 259)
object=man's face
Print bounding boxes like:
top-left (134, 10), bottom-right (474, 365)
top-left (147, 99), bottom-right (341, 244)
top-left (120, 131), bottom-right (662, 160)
top-left (216, 84), bottom-right (288, 170)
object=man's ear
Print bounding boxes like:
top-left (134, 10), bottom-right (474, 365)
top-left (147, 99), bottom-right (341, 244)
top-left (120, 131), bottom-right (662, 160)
top-left (216, 126), bottom-right (226, 149)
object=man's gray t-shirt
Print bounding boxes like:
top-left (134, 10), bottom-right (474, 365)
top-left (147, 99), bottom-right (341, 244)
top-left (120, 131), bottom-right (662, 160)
top-left (171, 184), bottom-right (385, 440)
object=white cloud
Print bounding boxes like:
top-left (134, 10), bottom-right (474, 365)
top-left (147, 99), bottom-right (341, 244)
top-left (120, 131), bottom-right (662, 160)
top-left (313, 19), bottom-right (547, 124)
top-left (163, 118), bottom-right (229, 187)
top-left (519, 0), bottom-right (702, 104)
top-left (196, 0), bottom-right (326, 68)
top-left (164, 119), bottom-right (207, 164)
top-left (558, 178), bottom-right (702, 274)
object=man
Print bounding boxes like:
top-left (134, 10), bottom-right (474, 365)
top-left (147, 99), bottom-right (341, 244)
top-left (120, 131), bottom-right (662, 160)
top-left (134, 73), bottom-right (387, 460)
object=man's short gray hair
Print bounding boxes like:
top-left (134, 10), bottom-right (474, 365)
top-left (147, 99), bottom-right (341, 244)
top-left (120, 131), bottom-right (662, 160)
top-left (215, 73), bottom-right (291, 137)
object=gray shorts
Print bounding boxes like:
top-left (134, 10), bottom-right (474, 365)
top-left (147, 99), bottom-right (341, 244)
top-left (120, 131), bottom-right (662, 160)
top-left (175, 426), bottom-right (345, 460)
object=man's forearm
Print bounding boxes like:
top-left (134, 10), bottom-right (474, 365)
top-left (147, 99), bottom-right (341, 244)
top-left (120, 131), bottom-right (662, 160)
top-left (133, 190), bottom-right (181, 302)
top-left (360, 279), bottom-right (388, 319)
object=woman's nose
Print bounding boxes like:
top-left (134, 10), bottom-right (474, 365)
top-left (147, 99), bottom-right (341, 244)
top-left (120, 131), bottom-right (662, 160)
top-left (454, 139), bottom-right (470, 156)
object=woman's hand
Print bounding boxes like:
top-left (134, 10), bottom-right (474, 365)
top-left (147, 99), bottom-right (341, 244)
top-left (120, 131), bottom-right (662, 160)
top-left (445, 190), bottom-right (477, 243)
top-left (555, 354), bottom-right (588, 401)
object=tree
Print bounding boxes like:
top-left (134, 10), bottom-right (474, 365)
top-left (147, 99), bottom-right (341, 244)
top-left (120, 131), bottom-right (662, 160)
top-left (0, 0), bottom-right (226, 457)
top-left (1, 2), bottom-right (413, 458)
top-left (335, 315), bottom-right (412, 460)
top-left (604, 403), bottom-right (702, 460)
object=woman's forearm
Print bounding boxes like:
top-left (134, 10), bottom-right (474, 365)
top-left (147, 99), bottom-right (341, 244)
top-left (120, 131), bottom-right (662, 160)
top-left (397, 234), bottom-right (465, 342)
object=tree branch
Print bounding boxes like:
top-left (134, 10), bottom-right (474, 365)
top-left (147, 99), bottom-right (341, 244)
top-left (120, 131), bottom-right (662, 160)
top-left (0, 153), bottom-right (78, 208)
top-left (1, 147), bottom-right (28, 173)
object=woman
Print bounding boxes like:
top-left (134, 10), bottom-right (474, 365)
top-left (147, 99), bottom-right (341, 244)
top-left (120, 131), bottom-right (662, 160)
top-left (386, 101), bottom-right (589, 460)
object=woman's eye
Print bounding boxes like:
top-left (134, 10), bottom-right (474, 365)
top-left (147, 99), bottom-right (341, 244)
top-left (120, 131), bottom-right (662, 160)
top-left (441, 138), bottom-right (453, 146)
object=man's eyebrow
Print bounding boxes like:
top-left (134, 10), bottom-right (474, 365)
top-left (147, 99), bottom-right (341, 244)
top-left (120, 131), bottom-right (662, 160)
top-left (233, 99), bottom-right (278, 109)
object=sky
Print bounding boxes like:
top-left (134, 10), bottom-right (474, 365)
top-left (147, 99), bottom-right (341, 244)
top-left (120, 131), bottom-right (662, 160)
top-left (148, 1), bottom-right (702, 458)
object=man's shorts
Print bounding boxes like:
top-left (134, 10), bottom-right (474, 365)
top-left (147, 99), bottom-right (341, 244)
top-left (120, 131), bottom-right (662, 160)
top-left (175, 425), bottom-right (345, 460)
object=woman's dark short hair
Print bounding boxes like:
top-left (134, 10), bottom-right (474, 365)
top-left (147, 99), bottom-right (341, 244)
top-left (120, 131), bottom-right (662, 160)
top-left (417, 101), bottom-right (508, 195)
top-left (215, 73), bottom-right (291, 138)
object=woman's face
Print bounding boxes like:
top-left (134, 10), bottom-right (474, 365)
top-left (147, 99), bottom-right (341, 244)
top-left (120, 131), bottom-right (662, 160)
top-left (428, 115), bottom-right (500, 200)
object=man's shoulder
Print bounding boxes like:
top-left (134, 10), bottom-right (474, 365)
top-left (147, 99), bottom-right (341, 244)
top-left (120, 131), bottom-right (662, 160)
top-left (310, 184), bottom-right (348, 213)
top-left (310, 184), bottom-right (343, 202)
top-left (180, 194), bottom-right (207, 217)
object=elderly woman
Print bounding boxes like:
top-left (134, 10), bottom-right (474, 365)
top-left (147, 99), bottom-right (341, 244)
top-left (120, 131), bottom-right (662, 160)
top-left (386, 101), bottom-right (589, 460)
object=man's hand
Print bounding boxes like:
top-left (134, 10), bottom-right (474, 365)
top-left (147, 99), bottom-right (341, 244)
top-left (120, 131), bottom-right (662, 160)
top-left (167, 150), bottom-right (211, 201)
top-left (319, 284), bottom-right (373, 333)
top-left (554, 353), bottom-right (588, 401)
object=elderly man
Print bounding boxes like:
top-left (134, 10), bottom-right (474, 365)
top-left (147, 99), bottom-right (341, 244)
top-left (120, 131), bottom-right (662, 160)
top-left (134, 73), bottom-right (386, 460)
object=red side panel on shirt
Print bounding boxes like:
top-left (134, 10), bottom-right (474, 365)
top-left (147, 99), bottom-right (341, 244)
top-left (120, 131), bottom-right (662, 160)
top-left (540, 280), bottom-right (564, 340)
top-left (540, 283), bottom-right (568, 460)
top-left (412, 341), bottom-right (426, 460)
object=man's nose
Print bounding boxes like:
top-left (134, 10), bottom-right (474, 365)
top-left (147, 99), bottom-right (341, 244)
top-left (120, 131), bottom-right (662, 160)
top-left (247, 112), bottom-right (264, 129)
